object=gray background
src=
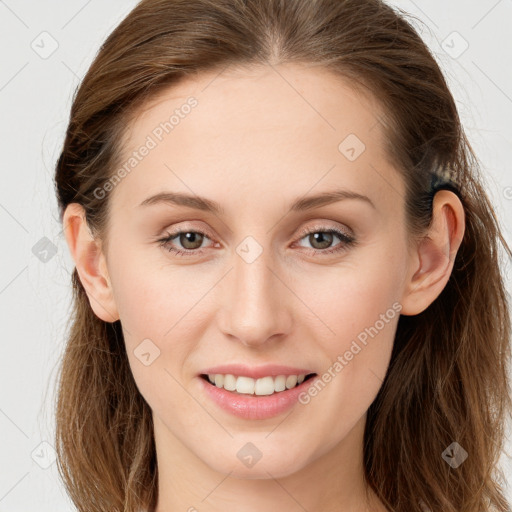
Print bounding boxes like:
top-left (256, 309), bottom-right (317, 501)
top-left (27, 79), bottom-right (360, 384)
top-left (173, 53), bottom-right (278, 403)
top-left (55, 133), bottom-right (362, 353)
top-left (0, 0), bottom-right (510, 509)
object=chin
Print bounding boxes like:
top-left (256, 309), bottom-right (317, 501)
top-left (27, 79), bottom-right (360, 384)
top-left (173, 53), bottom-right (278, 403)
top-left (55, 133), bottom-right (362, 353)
top-left (204, 447), bottom-right (311, 480)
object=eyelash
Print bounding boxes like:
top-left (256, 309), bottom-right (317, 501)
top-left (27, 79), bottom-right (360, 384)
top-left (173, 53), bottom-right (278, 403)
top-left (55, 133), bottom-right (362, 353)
top-left (156, 226), bottom-right (356, 258)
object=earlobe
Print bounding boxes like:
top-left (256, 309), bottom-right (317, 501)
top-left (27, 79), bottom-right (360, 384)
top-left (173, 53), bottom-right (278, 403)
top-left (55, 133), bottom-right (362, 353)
top-left (62, 203), bottom-right (120, 323)
top-left (400, 190), bottom-right (465, 316)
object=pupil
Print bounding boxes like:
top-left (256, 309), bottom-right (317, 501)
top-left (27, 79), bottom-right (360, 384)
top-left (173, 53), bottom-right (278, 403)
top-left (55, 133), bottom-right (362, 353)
top-left (311, 232), bottom-right (332, 249)
top-left (181, 232), bottom-right (203, 249)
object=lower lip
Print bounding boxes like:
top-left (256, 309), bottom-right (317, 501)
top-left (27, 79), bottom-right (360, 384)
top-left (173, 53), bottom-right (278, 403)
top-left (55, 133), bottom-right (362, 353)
top-left (199, 375), bottom-right (318, 420)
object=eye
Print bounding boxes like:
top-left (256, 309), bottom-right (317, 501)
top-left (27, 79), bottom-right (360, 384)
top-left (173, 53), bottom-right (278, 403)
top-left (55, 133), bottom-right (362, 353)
top-left (156, 225), bottom-right (357, 258)
top-left (294, 226), bottom-right (356, 255)
top-left (157, 229), bottom-right (214, 257)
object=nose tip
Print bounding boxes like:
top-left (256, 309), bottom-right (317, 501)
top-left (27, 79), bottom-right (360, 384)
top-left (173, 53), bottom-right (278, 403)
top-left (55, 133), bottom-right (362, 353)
top-left (227, 324), bottom-right (285, 348)
top-left (217, 259), bottom-right (293, 348)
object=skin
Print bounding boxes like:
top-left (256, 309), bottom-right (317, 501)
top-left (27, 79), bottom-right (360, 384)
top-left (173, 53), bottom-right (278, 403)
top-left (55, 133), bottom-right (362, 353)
top-left (63, 63), bottom-right (465, 512)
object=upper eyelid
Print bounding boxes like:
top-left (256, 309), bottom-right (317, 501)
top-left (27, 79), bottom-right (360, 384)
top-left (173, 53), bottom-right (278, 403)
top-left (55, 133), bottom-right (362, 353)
top-left (163, 218), bottom-right (351, 236)
top-left (295, 222), bottom-right (352, 238)
top-left (163, 223), bottom-right (348, 236)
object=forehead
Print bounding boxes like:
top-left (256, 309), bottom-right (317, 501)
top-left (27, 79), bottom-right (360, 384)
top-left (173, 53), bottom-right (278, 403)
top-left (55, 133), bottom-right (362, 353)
top-left (113, 63), bottom-right (404, 215)
top-left (127, 63), bottom-right (386, 150)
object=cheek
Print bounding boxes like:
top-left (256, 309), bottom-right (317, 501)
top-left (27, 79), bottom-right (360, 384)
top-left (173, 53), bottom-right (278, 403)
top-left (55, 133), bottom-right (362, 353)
top-left (108, 244), bottom-right (209, 337)
top-left (294, 239), bottom-right (405, 345)
top-left (108, 253), bottom-right (209, 427)
top-left (105, 247), bottom-right (196, 379)
top-left (296, 264), bottom-right (399, 389)
top-left (291, 241), bottom-right (405, 419)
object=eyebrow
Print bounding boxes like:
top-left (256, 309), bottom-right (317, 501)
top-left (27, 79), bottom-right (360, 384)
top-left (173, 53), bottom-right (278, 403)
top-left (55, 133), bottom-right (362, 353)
top-left (138, 189), bottom-right (376, 214)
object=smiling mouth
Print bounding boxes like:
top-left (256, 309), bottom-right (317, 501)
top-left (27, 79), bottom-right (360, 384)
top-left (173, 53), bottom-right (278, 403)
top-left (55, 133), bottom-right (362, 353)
top-left (200, 373), bottom-right (317, 396)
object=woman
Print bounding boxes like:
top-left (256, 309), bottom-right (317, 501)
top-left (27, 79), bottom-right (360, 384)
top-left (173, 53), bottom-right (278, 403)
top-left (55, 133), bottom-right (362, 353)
top-left (53, 0), bottom-right (512, 511)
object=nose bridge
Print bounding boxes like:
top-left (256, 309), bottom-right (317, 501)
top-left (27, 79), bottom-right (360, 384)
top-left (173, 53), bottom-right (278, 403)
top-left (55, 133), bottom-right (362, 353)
top-left (219, 241), bottom-right (291, 346)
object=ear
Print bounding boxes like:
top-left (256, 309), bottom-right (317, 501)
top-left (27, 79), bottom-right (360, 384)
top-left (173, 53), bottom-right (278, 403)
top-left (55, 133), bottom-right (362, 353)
top-left (62, 203), bottom-right (119, 323)
top-left (400, 190), bottom-right (465, 316)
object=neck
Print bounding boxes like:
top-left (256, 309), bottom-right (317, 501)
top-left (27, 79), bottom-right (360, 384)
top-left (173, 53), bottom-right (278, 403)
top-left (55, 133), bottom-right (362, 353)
top-left (153, 413), bottom-right (386, 512)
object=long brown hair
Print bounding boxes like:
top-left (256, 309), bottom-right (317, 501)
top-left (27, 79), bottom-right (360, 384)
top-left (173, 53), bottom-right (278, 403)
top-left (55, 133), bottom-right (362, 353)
top-left (53, 1), bottom-right (512, 510)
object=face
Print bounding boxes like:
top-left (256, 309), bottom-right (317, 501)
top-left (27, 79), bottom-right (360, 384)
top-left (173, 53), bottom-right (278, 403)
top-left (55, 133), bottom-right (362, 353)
top-left (100, 63), bottom-right (411, 479)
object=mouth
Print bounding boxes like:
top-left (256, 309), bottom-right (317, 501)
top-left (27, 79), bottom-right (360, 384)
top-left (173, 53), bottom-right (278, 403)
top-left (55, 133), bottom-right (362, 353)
top-left (200, 372), bottom-right (318, 396)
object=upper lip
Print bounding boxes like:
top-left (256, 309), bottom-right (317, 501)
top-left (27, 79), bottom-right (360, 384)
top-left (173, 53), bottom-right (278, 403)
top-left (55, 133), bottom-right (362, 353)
top-left (199, 364), bottom-right (316, 379)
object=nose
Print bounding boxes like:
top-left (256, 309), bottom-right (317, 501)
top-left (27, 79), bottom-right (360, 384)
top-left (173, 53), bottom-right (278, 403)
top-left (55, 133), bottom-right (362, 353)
top-left (217, 248), bottom-right (293, 348)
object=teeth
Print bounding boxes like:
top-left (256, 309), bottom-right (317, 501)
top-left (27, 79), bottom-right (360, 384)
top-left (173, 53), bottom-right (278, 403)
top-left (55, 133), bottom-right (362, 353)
top-left (206, 373), bottom-right (309, 395)
top-left (285, 375), bottom-right (298, 389)
top-left (254, 376), bottom-right (274, 396)
top-left (223, 374), bottom-right (237, 391)
top-left (236, 376), bottom-right (255, 394)
top-left (274, 375), bottom-right (286, 392)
